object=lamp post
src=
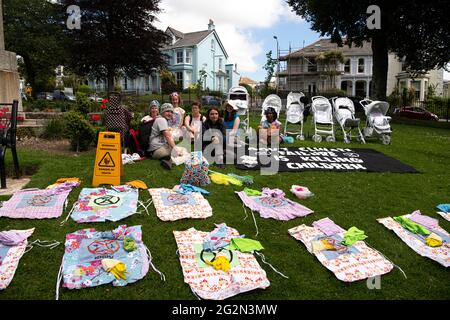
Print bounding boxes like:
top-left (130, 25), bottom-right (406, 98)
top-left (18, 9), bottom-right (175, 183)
top-left (273, 36), bottom-right (280, 94)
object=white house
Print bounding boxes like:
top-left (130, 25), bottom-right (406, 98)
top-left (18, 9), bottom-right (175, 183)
top-left (277, 38), bottom-right (444, 99)
top-left (88, 20), bottom-right (240, 94)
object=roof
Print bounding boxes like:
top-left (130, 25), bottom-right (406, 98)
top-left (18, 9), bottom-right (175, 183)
top-left (163, 29), bottom-right (213, 50)
top-left (239, 76), bottom-right (258, 85)
top-left (280, 38), bottom-right (372, 60)
top-left (216, 70), bottom-right (228, 77)
top-left (166, 27), bottom-right (184, 39)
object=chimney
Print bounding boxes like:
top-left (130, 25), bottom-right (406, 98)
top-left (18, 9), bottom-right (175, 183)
top-left (208, 19), bottom-right (215, 31)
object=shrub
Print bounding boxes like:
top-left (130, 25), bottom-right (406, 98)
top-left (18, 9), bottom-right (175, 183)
top-left (64, 111), bottom-right (96, 152)
top-left (77, 84), bottom-right (92, 95)
top-left (41, 118), bottom-right (66, 140)
top-left (317, 89), bottom-right (347, 98)
top-left (74, 92), bottom-right (93, 115)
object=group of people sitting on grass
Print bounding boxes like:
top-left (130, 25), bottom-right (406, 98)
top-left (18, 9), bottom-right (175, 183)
top-left (105, 92), bottom-right (282, 170)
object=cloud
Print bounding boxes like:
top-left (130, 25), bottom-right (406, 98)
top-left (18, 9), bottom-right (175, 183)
top-left (155, 0), bottom-right (301, 73)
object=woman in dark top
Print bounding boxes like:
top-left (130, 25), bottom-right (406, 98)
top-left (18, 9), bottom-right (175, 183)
top-left (202, 107), bottom-right (226, 168)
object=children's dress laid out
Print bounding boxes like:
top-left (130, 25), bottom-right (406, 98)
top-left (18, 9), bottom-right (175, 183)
top-left (289, 218), bottom-right (394, 282)
top-left (0, 229), bottom-right (34, 290)
top-left (378, 210), bottom-right (449, 267)
top-left (57, 225), bottom-right (163, 299)
top-left (236, 188), bottom-right (313, 221)
top-left (0, 180), bottom-right (80, 219)
top-left (173, 224), bottom-right (270, 300)
top-left (149, 187), bottom-right (212, 221)
top-left (69, 185), bottom-right (139, 223)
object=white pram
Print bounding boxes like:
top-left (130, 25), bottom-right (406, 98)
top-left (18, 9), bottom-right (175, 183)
top-left (261, 94), bottom-right (282, 123)
top-left (284, 92), bottom-right (305, 140)
top-left (311, 96), bottom-right (335, 142)
top-left (360, 99), bottom-right (392, 145)
top-left (331, 97), bottom-right (365, 144)
top-left (228, 86), bottom-right (250, 135)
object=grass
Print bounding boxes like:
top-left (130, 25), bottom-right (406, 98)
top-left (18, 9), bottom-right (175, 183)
top-left (0, 119), bottom-right (449, 300)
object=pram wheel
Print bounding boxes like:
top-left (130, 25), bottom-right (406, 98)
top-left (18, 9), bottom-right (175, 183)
top-left (326, 136), bottom-right (335, 143)
top-left (312, 134), bottom-right (322, 143)
top-left (382, 135), bottom-right (391, 145)
top-left (296, 135), bottom-right (305, 141)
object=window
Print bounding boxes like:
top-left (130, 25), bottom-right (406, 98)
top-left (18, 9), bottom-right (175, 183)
top-left (358, 58), bottom-right (365, 73)
top-left (124, 78), bottom-right (128, 90)
top-left (176, 72), bottom-right (183, 88)
top-left (307, 58), bottom-right (317, 72)
top-left (185, 71), bottom-right (192, 87)
top-left (412, 81), bottom-right (421, 100)
top-left (344, 59), bottom-right (351, 73)
top-left (176, 50), bottom-right (183, 64)
top-left (211, 39), bottom-right (215, 51)
top-left (163, 54), bottom-right (171, 65)
top-left (219, 58), bottom-right (223, 70)
top-left (186, 49), bottom-right (192, 64)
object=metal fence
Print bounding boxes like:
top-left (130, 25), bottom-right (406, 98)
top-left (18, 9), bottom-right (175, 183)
top-left (412, 100), bottom-right (450, 122)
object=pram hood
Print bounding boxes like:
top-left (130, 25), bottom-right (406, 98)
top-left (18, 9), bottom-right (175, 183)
top-left (262, 94), bottom-right (282, 115)
top-left (228, 86), bottom-right (249, 110)
top-left (311, 96), bottom-right (333, 122)
top-left (286, 92), bottom-right (305, 123)
top-left (332, 97), bottom-right (355, 114)
top-left (364, 101), bottom-right (389, 117)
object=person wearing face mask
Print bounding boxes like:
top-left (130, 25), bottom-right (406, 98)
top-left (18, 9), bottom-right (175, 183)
top-left (168, 92), bottom-right (186, 141)
top-left (141, 100), bottom-right (160, 123)
top-left (149, 103), bottom-right (184, 170)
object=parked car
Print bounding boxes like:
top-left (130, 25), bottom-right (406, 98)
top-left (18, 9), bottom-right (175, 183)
top-left (53, 90), bottom-right (76, 102)
top-left (393, 106), bottom-right (439, 121)
top-left (87, 93), bottom-right (104, 102)
top-left (201, 95), bottom-right (221, 106)
top-left (36, 92), bottom-right (53, 101)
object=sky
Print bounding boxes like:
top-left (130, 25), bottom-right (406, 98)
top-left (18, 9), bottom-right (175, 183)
top-left (155, 0), bottom-right (450, 82)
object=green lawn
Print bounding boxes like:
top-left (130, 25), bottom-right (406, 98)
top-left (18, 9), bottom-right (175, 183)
top-left (0, 120), bottom-right (449, 300)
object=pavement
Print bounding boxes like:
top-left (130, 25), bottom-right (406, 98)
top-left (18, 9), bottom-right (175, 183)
top-left (0, 177), bottom-right (31, 196)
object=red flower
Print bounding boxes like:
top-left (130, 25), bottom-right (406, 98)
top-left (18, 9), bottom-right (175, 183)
top-left (102, 99), bottom-right (109, 104)
top-left (100, 104), bottom-right (107, 110)
top-left (91, 114), bottom-right (101, 121)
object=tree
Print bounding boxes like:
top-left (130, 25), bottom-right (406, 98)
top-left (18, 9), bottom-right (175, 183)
top-left (262, 50), bottom-right (277, 94)
top-left (160, 68), bottom-right (178, 94)
top-left (3, 0), bottom-right (68, 96)
top-left (316, 50), bottom-right (345, 90)
top-left (287, 0), bottom-right (450, 100)
top-left (62, 0), bottom-right (169, 93)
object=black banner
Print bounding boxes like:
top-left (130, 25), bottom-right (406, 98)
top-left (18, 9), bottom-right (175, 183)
top-left (235, 147), bottom-right (418, 173)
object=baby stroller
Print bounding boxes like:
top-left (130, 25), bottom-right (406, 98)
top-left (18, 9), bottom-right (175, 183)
top-left (228, 86), bottom-right (250, 135)
top-left (311, 96), bottom-right (335, 142)
top-left (331, 97), bottom-right (365, 144)
top-left (360, 99), bottom-right (392, 145)
top-left (261, 94), bottom-right (282, 123)
top-left (284, 92), bottom-right (305, 140)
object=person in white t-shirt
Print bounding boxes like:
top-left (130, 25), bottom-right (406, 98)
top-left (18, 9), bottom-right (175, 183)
top-left (184, 101), bottom-right (205, 142)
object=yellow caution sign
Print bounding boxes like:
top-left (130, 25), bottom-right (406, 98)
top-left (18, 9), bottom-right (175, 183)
top-left (92, 132), bottom-right (123, 187)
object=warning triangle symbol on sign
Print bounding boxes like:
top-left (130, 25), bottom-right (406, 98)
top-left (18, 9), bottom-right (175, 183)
top-left (98, 152), bottom-right (116, 167)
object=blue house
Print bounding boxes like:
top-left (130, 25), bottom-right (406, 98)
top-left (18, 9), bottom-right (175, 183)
top-left (162, 20), bottom-right (240, 93)
top-left (88, 20), bottom-right (239, 94)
